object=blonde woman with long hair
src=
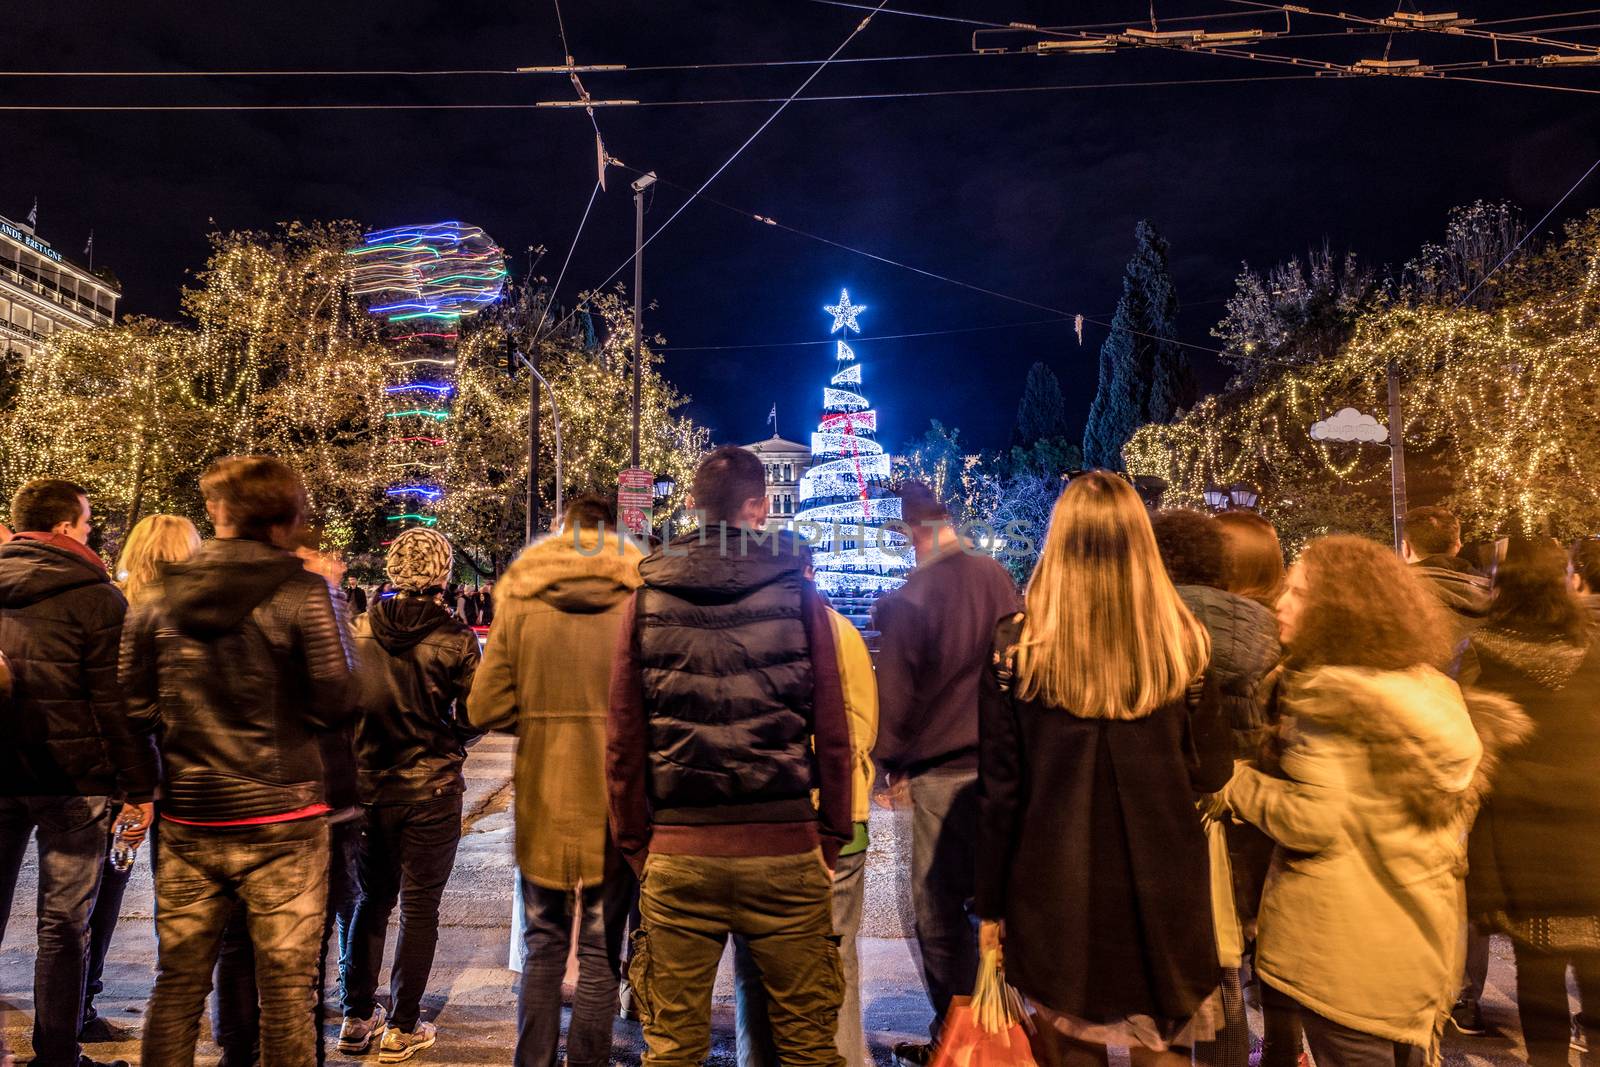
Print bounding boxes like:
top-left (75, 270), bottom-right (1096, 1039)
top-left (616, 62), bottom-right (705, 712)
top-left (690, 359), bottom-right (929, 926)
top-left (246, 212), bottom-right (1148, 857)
top-left (79, 513), bottom-right (200, 1041)
top-left (975, 472), bottom-right (1231, 1067)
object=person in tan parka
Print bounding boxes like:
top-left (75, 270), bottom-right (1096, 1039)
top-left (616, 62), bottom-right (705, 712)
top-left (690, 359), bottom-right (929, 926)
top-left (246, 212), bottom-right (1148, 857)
top-left (467, 494), bottom-right (644, 1067)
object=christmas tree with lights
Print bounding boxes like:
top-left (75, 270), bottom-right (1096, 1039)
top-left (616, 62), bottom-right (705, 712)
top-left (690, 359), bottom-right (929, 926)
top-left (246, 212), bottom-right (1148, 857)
top-left (794, 288), bottom-right (909, 603)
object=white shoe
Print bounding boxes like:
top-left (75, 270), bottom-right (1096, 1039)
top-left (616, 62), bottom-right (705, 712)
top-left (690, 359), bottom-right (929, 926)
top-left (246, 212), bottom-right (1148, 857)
top-left (379, 1021), bottom-right (437, 1063)
top-left (338, 1004), bottom-right (388, 1054)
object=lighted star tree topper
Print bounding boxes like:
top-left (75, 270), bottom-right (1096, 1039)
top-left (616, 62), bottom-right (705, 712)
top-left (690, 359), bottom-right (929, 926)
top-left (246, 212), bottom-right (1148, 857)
top-left (794, 288), bottom-right (909, 597)
top-left (347, 222), bottom-right (507, 540)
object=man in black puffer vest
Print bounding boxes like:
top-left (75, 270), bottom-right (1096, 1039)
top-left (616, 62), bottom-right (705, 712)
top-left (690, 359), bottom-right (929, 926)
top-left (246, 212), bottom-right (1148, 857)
top-left (0, 479), bottom-right (158, 1067)
top-left (608, 445), bottom-right (853, 1067)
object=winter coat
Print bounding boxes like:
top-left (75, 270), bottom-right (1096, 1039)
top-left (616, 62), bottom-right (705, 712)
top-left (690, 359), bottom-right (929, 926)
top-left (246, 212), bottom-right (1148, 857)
top-left (0, 537), bottom-right (158, 800)
top-left (1412, 555), bottom-right (1490, 644)
top-left (828, 607), bottom-right (879, 825)
top-left (1463, 626), bottom-right (1600, 923)
top-left (468, 528), bottom-right (643, 889)
top-left (352, 594), bottom-right (480, 805)
top-left (873, 548), bottom-right (1021, 776)
top-left (1177, 584), bottom-right (1280, 757)
top-left (120, 538), bottom-right (356, 823)
top-left (1222, 665), bottom-right (1525, 1048)
top-left (976, 613), bottom-right (1232, 1025)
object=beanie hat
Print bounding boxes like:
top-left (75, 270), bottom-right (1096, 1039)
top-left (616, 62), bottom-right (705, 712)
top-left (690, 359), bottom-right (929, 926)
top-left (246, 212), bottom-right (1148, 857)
top-left (386, 527), bottom-right (453, 593)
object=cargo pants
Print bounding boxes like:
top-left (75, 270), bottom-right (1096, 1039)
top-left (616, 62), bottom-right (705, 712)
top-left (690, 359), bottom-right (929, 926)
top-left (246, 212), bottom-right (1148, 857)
top-left (630, 849), bottom-right (844, 1067)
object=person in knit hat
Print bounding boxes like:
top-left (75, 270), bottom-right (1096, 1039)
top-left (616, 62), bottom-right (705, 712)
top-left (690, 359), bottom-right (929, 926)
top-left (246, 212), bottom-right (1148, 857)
top-left (338, 526), bottom-right (481, 1062)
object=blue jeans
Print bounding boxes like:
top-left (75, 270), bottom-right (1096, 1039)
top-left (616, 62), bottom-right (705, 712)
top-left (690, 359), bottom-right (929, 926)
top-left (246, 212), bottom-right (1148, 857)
top-left (142, 817), bottom-right (330, 1067)
top-left (734, 847), bottom-right (868, 1067)
top-left (0, 794), bottom-right (113, 1067)
top-left (517, 873), bottom-right (636, 1067)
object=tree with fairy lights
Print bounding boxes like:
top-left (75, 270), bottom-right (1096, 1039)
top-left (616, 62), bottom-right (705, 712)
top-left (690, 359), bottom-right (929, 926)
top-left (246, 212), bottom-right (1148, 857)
top-left (794, 288), bottom-right (909, 600)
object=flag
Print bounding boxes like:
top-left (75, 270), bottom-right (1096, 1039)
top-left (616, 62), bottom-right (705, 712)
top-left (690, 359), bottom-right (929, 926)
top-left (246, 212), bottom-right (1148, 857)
top-left (768, 404), bottom-right (777, 428)
top-left (26, 198), bottom-right (37, 227)
top-left (84, 230), bottom-right (94, 256)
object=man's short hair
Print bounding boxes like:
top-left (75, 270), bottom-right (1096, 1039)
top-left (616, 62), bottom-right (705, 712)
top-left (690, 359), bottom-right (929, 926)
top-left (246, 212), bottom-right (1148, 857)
top-left (897, 481), bottom-right (949, 527)
top-left (10, 479), bottom-right (88, 534)
top-left (691, 446), bottom-right (766, 526)
top-left (563, 493), bottom-right (616, 533)
top-left (1403, 505), bottom-right (1461, 558)
top-left (1150, 509), bottom-right (1229, 589)
top-left (200, 456), bottom-right (306, 543)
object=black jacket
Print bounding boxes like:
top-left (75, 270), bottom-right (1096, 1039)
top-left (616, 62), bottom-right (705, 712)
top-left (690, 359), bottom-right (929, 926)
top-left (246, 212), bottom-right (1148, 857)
top-left (977, 613), bottom-right (1230, 1024)
top-left (1177, 584), bottom-right (1281, 758)
top-left (633, 530), bottom-right (817, 825)
top-left (352, 595), bottom-right (480, 804)
top-left (120, 538), bottom-right (355, 822)
top-left (1412, 555), bottom-right (1491, 644)
top-left (0, 537), bottom-right (158, 799)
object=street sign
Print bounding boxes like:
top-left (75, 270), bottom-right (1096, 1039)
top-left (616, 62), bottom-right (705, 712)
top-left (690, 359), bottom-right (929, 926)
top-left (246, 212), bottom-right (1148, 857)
top-left (618, 467), bottom-right (654, 537)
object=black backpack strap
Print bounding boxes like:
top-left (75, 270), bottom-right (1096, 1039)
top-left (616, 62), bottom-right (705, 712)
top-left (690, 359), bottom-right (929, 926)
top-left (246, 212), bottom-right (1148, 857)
top-left (990, 612), bottom-right (1025, 695)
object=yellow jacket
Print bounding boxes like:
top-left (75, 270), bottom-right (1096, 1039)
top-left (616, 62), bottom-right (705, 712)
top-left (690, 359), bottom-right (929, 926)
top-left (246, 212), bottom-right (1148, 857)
top-left (827, 607), bottom-right (878, 824)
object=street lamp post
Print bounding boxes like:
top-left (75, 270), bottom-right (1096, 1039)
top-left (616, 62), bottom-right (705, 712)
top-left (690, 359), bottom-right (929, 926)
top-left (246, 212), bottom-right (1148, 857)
top-left (1309, 397), bottom-right (1405, 553)
top-left (630, 173), bottom-right (656, 471)
top-left (514, 349), bottom-right (563, 543)
top-left (654, 473), bottom-right (677, 544)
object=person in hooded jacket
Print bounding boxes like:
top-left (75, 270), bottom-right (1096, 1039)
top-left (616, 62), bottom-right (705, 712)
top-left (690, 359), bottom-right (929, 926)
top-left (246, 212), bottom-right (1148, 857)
top-left (607, 446), bottom-right (853, 1067)
top-left (468, 494), bottom-right (644, 1067)
top-left (0, 479), bottom-right (159, 1067)
top-left (1461, 537), bottom-right (1600, 1065)
top-left (123, 456), bottom-right (355, 1067)
top-left (336, 527), bottom-right (478, 1063)
top-left (1221, 535), bottom-right (1528, 1067)
top-left (1404, 507), bottom-right (1491, 639)
top-left (1149, 509), bottom-right (1281, 1067)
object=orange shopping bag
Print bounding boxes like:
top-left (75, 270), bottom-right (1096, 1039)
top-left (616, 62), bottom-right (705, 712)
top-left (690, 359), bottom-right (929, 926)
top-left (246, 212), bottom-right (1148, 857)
top-left (929, 949), bottom-right (1038, 1067)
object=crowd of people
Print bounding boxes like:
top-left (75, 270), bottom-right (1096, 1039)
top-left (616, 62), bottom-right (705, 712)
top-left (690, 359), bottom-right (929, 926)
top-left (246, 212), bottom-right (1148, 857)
top-left (0, 443), bottom-right (1596, 1067)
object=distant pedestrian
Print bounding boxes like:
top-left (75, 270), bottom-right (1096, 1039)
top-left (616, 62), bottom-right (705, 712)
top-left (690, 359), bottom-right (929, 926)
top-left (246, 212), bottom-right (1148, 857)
top-left (1223, 535), bottom-right (1524, 1067)
top-left (338, 527), bottom-right (479, 1062)
top-left (1462, 537), bottom-right (1600, 1064)
top-left (478, 582), bottom-right (494, 626)
top-left (979, 473), bottom-right (1229, 1067)
top-left (461, 588), bottom-right (481, 627)
top-left (608, 446), bottom-right (853, 1067)
top-left (342, 576), bottom-right (369, 617)
top-left (0, 479), bottom-right (160, 1067)
top-left (469, 495), bottom-right (643, 1067)
top-left (1213, 510), bottom-right (1286, 611)
top-left (127, 457), bottom-right (355, 1067)
top-left (871, 481), bottom-right (1018, 1064)
top-left (76, 515), bottom-right (201, 1046)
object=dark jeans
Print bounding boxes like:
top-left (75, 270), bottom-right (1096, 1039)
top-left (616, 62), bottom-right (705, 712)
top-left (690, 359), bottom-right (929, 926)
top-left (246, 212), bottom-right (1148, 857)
top-left (343, 795), bottom-right (463, 1032)
top-left (1297, 1003), bottom-right (1420, 1067)
top-left (0, 795), bottom-right (113, 1067)
top-left (142, 817), bottom-right (330, 1067)
top-left (213, 813), bottom-right (363, 1067)
top-left (734, 847), bottom-right (868, 1067)
top-left (516, 871), bottom-right (636, 1067)
top-left (908, 766), bottom-right (979, 1042)
top-left (632, 851), bottom-right (843, 1067)
top-left (1460, 921), bottom-right (1491, 1004)
top-left (1258, 980), bottom-right (1305, 1067)
top-left (84, 851), bottom-right (134, 1022)
top-left (1515, 946), bottom-right (1600, 1066)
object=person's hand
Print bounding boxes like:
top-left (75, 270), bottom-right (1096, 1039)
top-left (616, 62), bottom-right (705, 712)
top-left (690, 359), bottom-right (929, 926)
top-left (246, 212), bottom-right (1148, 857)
top-left (819, 855), bottom-right (836, 881)
top-left (117, 802), bottom-right (154, 848)
top-left (979, 919), bottom-right (1005, 954)
top-left (873, 776), bottom-right (911, 810)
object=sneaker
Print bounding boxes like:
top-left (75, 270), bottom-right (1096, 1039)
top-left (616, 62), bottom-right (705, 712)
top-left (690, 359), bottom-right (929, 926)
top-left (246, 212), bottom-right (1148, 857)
top-left (338, 1004), bottom-right (388, 1054)
top-left (1573, 1019), bottom-right (1589, 1053)
top-left (378, 1022), bottom-right (437, 1063)
top-left (894, 1042), bottom-right (935, 1067)
top-left (1449, 998), bottom-right (1487, 1038)
top-left (79, 1015), bottom-right (132, 1043)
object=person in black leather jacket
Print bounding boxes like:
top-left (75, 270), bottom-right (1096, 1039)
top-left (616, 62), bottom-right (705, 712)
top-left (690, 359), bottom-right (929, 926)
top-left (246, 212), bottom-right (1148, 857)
top-left (123, 456), bottom-right (354, 1067)
top-left (337, 527), bottom-right (479, 1061)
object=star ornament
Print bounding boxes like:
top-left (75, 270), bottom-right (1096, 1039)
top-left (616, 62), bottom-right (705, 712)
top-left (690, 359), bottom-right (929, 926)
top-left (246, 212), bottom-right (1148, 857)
top-left (824, 289), bottom-right (866, 334)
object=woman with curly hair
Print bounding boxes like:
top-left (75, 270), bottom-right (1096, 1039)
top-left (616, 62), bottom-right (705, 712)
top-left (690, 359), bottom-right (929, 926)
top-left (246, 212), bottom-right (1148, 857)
top-left (1462, 537), bottom-right (1600, 1064)
top-left (977, 472), bottom-right (1232, 1067)
top-left (1222, 535), bottom-right (1526, 1067)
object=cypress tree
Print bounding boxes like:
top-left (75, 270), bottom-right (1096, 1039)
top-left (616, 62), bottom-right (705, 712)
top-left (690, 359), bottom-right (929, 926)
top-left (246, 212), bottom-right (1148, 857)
top-left (1082, 220), bottom-right (1193, 469)
top-left (1013, 361), bottom-right (1069, 444)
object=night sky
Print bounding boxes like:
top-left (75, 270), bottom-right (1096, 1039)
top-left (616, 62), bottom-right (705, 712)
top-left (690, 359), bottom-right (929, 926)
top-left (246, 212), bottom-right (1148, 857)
top-left (6, 1), bottom-right (1597, 451)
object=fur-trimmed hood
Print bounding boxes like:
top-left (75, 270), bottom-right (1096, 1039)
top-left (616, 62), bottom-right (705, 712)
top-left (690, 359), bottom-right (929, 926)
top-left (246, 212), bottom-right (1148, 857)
top-left (497, 528), bottom-right (644, 614)
top-left (1284, 665), bottom-right (1531, 830)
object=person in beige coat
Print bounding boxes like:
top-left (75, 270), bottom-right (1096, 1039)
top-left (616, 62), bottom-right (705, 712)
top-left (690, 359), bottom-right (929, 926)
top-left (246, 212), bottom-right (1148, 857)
top-left (1222, 536), bottom-right (1528, 1067)
top-left (467, 495), bottom-right (644, 1067)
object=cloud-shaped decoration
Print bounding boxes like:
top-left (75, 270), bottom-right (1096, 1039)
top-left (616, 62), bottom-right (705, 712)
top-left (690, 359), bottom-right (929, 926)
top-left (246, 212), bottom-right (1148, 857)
top-left (1309, 407), bottom-right (1389, 444)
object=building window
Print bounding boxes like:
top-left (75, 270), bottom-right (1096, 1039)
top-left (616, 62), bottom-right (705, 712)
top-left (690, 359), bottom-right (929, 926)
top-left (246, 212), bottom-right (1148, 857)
top-left (782, 463), bottom-right (792, 481)
top-left (783, 494), bottom-right (792, 514)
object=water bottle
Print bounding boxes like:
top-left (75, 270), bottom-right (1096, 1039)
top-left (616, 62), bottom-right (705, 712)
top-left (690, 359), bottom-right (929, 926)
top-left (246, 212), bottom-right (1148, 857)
top-left (110, 814), bottom-right (140, 873)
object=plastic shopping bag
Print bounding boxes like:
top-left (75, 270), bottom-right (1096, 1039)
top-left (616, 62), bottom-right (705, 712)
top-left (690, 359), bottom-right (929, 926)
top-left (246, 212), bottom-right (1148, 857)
top-left (930, 948), bottom-right (1037, 1067)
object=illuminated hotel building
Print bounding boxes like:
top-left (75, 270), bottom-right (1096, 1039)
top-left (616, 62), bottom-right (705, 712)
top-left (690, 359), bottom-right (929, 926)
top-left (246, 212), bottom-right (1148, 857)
top-left (0, 214), bottom-right (119, 361)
